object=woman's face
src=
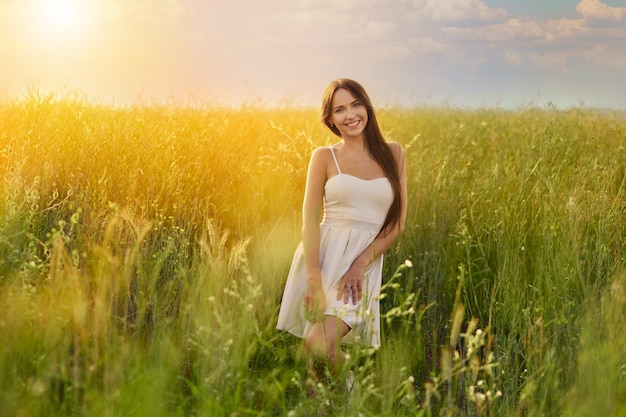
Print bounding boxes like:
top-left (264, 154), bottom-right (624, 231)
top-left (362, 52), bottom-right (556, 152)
top-left (328, 88), bottom-right (368, 139)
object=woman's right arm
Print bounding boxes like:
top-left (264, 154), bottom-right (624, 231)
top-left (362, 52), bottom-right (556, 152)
top-left (302, 147), bottom-right (327, 322)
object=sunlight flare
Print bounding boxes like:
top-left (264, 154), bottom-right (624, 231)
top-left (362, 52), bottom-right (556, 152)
top-left (37, 0), bottom-right (87, 37)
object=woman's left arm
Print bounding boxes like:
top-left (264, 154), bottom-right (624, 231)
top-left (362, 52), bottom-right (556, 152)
top-left (337, 142), bottom-right (408, 304)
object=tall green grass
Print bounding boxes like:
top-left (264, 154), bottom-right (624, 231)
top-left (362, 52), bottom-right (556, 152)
top-left (0, 91), bottom-right (624, 416)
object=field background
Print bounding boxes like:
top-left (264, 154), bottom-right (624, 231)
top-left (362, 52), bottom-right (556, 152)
top-left (0, 91), bottom-right (625, 416)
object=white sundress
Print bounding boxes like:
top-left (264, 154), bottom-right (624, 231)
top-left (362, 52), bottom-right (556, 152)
top-left (276, 146), bottom-right (393, 346)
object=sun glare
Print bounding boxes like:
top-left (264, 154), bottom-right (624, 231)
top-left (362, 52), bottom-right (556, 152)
top-left (38, 0), bottom-right (85, 36)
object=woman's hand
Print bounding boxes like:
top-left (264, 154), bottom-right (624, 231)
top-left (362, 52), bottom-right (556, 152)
top-left (336, 261), bottom-right (366, 305)
top-left (304, 279), bottom-right (326, 323)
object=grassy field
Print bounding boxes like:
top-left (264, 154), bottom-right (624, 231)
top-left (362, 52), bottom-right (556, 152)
top-left (0, 91), bottom-right (625, 416)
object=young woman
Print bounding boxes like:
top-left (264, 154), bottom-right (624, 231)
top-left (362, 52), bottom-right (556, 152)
top-left (277, 78), bottom-right (407, 383)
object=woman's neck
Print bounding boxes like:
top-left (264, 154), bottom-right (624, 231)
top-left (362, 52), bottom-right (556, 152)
top-left (340, 136), bottom-right (367, 153)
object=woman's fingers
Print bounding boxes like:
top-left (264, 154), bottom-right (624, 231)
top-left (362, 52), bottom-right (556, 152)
top-left (305, 286), bottom-right (326, 323)
top-left (337, 280), bottom-right (363, 304)
top-left (343, 286), bottom-right (351, 304)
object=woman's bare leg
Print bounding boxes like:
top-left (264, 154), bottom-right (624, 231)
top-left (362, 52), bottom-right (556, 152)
top-left (304, 315), bottom-right (350, 382)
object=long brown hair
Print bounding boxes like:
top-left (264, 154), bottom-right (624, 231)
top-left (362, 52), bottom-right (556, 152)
top-left (320, 78), bottom-right (402, 234)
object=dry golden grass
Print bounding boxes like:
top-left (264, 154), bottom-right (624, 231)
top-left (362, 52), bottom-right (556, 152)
top-left (0, 93), bottom-right (625, 416)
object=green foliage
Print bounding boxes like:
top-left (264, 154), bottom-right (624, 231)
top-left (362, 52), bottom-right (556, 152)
top-left (0, 93), bottom-right (625, 416)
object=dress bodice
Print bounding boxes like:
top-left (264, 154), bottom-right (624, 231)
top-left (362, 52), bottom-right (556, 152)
top-left (322, 174), bottom-right (393, 230)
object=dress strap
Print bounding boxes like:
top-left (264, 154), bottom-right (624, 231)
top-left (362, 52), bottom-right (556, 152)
top-left (328, 146), bottom-right (342, 174)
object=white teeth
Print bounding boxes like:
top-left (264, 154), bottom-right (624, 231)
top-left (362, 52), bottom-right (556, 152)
top-left (346, 120), bottom-right (359, 127)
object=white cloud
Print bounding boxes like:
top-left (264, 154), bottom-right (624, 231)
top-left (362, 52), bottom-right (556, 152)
top-left (407, 36), bottom-right (449, 54)
top-left (364, 20), bottom-right (397, 40)
top-left (503, 50), bottom-right (522, 66)
top-left (576, 0), bottom-right (626, 21)
top-left (442, 17), bottom-right (589, 43)
top-left (428, 0), bottom-right (508, 23)
top-left (299, 0), bottom-right (399, 12)
top-left (405, 0), bottom-right (508, 24)
top-left (525, 44), bottom-right (605, 69)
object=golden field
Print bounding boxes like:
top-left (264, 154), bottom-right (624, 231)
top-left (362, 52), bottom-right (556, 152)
top-left (0, 91), bottom-right (625, 416)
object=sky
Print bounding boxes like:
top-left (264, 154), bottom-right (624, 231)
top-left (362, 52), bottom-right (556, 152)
top-left (1, 0), bottom-right (625, 109)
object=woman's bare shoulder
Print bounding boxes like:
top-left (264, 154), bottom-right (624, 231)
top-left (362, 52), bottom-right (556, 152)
top-left (309, 146), bottom-right (334, 163)
top-left (307, 146), bottom-right (335, 175)
top-left (311, 145), bottom-right (332, 155)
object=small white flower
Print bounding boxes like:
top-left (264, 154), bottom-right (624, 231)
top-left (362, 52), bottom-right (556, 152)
top-left (404, 259), bottom-right (413, 268)
top-left (223, 338), bottom-right (234, 352)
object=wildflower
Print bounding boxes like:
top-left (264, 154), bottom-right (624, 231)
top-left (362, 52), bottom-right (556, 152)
top-left (223, 339), bottom-right (234, 352)
top-left (404, 259), bottom-right (413, 268)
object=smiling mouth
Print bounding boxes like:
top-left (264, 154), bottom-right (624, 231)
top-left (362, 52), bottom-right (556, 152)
top-left (345, 120), bottom-right (360, 127)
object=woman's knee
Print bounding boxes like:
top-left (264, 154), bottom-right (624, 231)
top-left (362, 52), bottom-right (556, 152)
top-left (304, 327), bottom-right (326, 355)
top-left (304, 323), bottom-right (340, 356)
